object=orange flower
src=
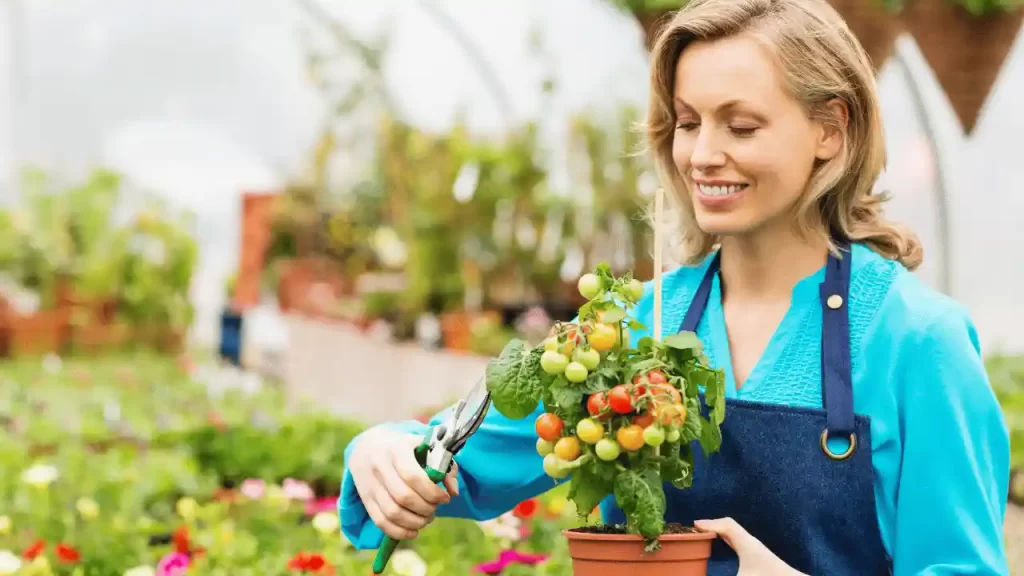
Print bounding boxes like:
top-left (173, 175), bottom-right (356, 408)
top-left (287, 551), bottom-right (334, 574)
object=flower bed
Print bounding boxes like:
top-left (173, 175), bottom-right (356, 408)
top-left (0, 353), bottom-right (580, 575)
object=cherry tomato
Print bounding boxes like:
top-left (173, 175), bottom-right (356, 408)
top-left (595, 438), bottom-right (621, 461)
top-left (587, 393), bottom-right (611, 421)
top-left (666, 428), bottom-right (681, 443)
top-left (616, 424), bottom-right (646, 451)
top-left (674, 402), bottom-right (687, 425)
top-left (607, 385), bottom-right (634, 414)
top-left (634, 369), bottom-right (667, 387)
top-left (644, 425), bottom-right (666, 447)
top-left (576, 418), bottom-right (605, 445)
top-left (655, 403), bottom-right (683, 427)
top-left (535, 413), bottom-right (564, 442)
top-left (564, 361), bottom-right (589, 383)
top-left (578, 273), bottom-right (602, 300)
top-left (574, 347), bottom-right (601, 371)
top-left (633, 411), bottom-right (655, 428)
top-left (543, 454), bottom-right (570, 479)
top-left (625, 279), bottom-right (644, 302)
top-left (651, 384), bottom-right (682, 405)
top-left (536, 438), bottom-right (554, 456)
top-left (588, 323), bottom-right (618, 353)
top-left (540, 350), bottom-right (569, 375)
top-left (554, 436), bottom-right (581, 461)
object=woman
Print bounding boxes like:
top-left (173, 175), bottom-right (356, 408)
top-left (339, 0), bottom-right (1011, 573)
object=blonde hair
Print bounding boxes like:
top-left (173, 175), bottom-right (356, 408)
top-left (647, 0), bottom-right (923, 270)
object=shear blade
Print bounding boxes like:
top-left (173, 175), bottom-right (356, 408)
top-left (447, 377), bottom-right (490, 452)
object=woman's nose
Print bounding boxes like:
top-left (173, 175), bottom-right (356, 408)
top-left (690, 128), bottom-right (726, 170)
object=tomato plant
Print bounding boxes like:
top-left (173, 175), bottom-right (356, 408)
top-left (484, 263), bottom-right (726, 549)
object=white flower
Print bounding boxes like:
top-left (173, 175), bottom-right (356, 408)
top-left (282, 478), bottom-right (313, 501)
top-left (311, 512), bottom-right (339, 535)
top-left (240, 478), bottom-right (266, 499)
top-left (21, 464), bottom-right (59, 487)
top-left (478, 510), bottom-right (521, 542)
top-left (123, 565), bottom-right (155, 576)
top-left (390, 549), bottom-right (427, 576)
top-left (0, 550), bottom-right (22, 575)
top-left (42, 353), bottom-right (62, 374)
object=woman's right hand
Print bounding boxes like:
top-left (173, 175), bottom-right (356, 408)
top-left (347, 427), bottom-right (461, 540)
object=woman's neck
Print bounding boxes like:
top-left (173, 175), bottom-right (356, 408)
top-left (717, 228), bottom-right (829, 303)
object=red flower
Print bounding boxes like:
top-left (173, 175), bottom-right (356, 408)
top-left (287, 552), bottom-right (334, 574)
top-left (513, 499), bottom-right (538, 519)
top-left (55, 543), bottom-right (81, 564)
top-left (172, 525), bottom-right (191, 554)
top-left (22, 539), bottom-right (46, 560)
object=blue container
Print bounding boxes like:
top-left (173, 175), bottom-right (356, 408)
top-left (219, 309), bottom-right (244, 365)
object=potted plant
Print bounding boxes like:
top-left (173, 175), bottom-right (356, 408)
top-left (485, 263), bottom-right (726, 575)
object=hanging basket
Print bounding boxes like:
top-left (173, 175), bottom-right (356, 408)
top-left (827, 0), bottom-right (903, 72)
top-left (901, 0), bottom-right (1023, 133)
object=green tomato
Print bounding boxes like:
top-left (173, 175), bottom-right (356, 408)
top-left (564, 361), bottom-right (589, 383)
top-left (643, 425), bottom-right (666, 447)
top-left (577, 273), bottom-right (601, 300)
top-left (540, 350), bottom-right (569, 375)
top-left (625, 279), bottom-right (644, 302)
top-left (574, 347), bottom-right (601, 371)
top-left (576, 418), bottom-right (605, 445)
top-left (666, 428), bottom-right (681, 443)
top-left (543, 454), bottom-right (571, 479)
top-left (595, 438), bottom-right (621, 461)
top-left (536, 438), bottom-right (554, 457)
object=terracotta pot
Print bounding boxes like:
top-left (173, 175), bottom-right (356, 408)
top-left (563, 529), bottom-right (716, 576)
top-left (827, 0), bottom-right (902, 72)
top-left (8, 308), bottom-right (71, 356)
top-left (900, 1), bottom-right (1023, 133)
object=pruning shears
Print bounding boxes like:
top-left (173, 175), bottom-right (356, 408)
top-left (371, 377), bottom-right (491, 574)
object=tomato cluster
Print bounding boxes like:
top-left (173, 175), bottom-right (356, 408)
top-left (535, 368), bottom-right (688, 478)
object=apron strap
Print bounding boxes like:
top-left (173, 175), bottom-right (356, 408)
top-left (679, 252), bottom-right (721, 334)
top-left (820, 246), bottom-right (855, 438)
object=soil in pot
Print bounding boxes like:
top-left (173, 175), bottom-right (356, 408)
top-left (564, 523), bottom-right (716, 576)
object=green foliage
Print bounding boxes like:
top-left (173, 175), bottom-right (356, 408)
top-left (486, 263), bottom-right (725, 548)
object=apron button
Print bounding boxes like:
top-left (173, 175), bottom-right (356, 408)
top-left (826, 294), bottom-right (843, 309)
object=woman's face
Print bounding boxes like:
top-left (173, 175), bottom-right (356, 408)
top-left (671, 34), bottom-right (841, 239)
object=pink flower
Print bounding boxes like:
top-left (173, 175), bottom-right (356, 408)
top-left (283, 478), bottom-right (314, 501)
top-left (240, 478), bottom-right (266, 499)
top-left (475, 550), bottom-right (549, 574)
top-left (305, 496), bottom-right (338, 517)
top-left (157, 552), bottom-right (191, 576)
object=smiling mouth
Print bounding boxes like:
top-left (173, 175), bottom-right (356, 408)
top-left (696, 183), bottom-right (748, 197)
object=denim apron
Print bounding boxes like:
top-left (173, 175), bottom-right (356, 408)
top-left (601, 248), bottom-right (892, 575)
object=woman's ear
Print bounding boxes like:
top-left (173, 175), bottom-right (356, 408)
top-left (815, 98), bottom-right (848, 161)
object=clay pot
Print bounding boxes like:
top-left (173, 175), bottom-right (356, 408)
top-left (563, 529), bottom-right (717, 576)
top-left (900, 1), bottom-right (1023, 133)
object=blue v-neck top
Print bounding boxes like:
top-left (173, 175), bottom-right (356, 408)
top-left (339, 243), bottom-right (1011, 575)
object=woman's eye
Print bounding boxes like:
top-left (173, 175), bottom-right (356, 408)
top-left (729, 126), bottom-right (758, 137)
top-left (675, 122), bottom-right (699, 132)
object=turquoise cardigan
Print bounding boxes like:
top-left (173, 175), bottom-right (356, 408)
top-left (339, 243), bottom-right (1011, 575)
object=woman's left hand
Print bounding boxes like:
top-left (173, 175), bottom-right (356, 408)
top-left (694, 518), bottom-right (808, 576)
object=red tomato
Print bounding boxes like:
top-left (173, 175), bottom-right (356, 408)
top-left (633, 411), bottom-right (655, 428)
top-left (535, 413), bottom-right (564, 442)
top-left (651, 384), bottom-right (682, 405)
top-left (587, 393), bottom-right (611, 421)
top-left (608, 385), bottom-right (634, 414)
top-left (634, 369), bottom-right (667, 386)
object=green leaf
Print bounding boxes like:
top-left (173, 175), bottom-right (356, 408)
top-left (552, 385), bottom-right (584, 411)
top-left (660, 442), bottom-right (694, 489)
top-left (681, 396), bottom-right (703, 444)
top-left (699, 414), bottom-right (722, 455)
top-left (485, 340), bottom-right (547, 420)
top-left (705, 370), bottom-right (726, 425)
top-left (628, 318), bottom-right (647, 331)
top-left (568, 465), bottom-right (615, 519)
top-left (613, 466), bottom-right (666, 545)
top-left (664, 331), bottom-right (702, 351)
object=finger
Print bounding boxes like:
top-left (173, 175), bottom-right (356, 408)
top-left (694, 517), bottom-right (756, 553)
top-left (372, 486), bottom-right (436, 532)
top-left (443, 461), bottom-right (460, 497)
top-left (364, 496), bottom-right (419, 540)
top-left (374, 459), bottom-right (440, 518)
top-left (392, 448), bottom-right (452, 507)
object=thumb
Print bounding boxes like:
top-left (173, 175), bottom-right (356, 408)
top-left (443, 461), bottom-right (461, 497)
top-left (694, 517), bottom-right (757, 554)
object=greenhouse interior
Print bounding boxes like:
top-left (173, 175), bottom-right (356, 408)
top-left (0, 0), bottom-right (1022, 574)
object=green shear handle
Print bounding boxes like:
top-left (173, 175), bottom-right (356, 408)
top-left (371, 435), bottom-right (451, 574)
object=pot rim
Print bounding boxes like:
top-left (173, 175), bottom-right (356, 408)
top-left (562, 528), bottom-right (718, 542)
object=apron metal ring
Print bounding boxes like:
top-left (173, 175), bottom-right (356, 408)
top-left (820, 429), bottom-right (857, 460)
